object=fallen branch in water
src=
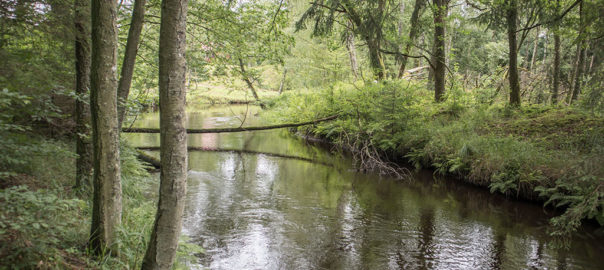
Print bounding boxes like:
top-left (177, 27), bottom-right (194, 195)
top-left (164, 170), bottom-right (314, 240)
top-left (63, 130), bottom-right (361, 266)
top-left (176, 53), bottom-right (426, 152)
top-left (137, 146), bottom-right (333, 167)
top-left (123, 115), bottom-right (339, 134)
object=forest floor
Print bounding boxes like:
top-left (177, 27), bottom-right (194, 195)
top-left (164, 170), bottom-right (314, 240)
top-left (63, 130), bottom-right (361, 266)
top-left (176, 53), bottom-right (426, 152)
top-left (267, 80), bottom-right (604, 236)
top-left (0, 133), bottom-right (163, 269)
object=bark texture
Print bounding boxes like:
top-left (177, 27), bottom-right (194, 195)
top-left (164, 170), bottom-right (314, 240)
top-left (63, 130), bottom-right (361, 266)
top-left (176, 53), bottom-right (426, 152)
top-left (117, 0), bottom-right (147, 127)
top-left (433, 0), bottom-right (447, 102)
top-left (506, 0), bottom-right (521, 106)
top-left (141, 0), bottom-right (188, 268)
top-left (74, 0), bottom-right (93, 189)
top-left (397, 0), bottom-right (425, 78)
top-left (89, 0), bottom-right (122, 254)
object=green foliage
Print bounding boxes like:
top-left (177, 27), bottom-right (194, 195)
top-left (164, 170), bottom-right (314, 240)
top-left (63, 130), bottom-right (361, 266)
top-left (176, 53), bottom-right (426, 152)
top-left (272, 79), bottom-right (604, 239)
top-left (0, 186), bottom-right (87, 269)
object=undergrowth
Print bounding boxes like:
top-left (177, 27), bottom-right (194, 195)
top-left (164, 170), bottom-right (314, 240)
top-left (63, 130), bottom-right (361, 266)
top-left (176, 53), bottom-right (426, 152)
top-left (268, 79), bottom-right (604, 240)
top-left (0, 132), bottom-right (201, 269)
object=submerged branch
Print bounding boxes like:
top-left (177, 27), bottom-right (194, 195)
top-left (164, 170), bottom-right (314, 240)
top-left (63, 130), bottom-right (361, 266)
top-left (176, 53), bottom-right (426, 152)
top-left (137, 146), bottom-right (333, 167)
top-left (123, 115), bottom-right (339, 133)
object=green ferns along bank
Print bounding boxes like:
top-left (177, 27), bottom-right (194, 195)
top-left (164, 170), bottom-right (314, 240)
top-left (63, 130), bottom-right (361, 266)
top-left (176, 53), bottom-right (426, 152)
top-left (269, 80), bottom-right (604, 238)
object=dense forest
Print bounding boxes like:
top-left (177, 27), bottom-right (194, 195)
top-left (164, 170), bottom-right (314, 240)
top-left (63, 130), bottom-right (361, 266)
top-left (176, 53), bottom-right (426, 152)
top-left (0, 0), bottom-right (603, 269)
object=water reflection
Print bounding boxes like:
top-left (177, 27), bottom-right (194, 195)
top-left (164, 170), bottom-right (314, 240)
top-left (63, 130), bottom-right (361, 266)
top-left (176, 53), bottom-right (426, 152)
top-left (124, 105), bottom-right (604, 270)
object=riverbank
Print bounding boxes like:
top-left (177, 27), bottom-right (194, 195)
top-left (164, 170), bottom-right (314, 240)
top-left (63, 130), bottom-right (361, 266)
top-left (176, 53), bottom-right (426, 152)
top-left (0, 132), bottom-right (200, 268)
top-left (267, 80), bottom-right (604, 237)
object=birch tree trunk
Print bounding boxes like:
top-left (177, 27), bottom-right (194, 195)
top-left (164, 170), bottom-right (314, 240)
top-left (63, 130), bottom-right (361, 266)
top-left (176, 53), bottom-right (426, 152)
top-left (117, 0), bottom-right (147, 127)
top-left (142, 0), bottom-right (188, 268)
top-left (345, 27), bottom-right (358, 79)
top-left (74, 0), bottom-right (93, 189)
top-left (507, 0), bottom-right (521, 106)
top-left (89, 0), bottom-right (122, 254)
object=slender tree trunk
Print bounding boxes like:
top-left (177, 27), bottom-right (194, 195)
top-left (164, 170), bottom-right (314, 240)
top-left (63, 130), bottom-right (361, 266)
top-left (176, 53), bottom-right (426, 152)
top-left (141, 0), bottom-right (188, 268)
top-left (345, 26), bottom-right (359, 79)
top-left (278, 67), bottom-right (287, 94)
top-left (398, 0), bottom-right (426, 78)
top-left (433, 0), bottom-right (447, 102)
top-left (571, 2), bottom-right (584, 103)
top-left (74, 0), bottom-right (93, 189)
top-left (571, 44), bottom-right (585, 102)
top-left (89, 0), bottom-right (122, 254)
top-left (552, 30), bottom-right (560, 104)
top-left (507, 0), bottom-right (521, 106)
top-left (117, 0), bottom-right (147, 127)
top-left (398, 0), bottom-right (405, 37)
top-left (238, 58), bottom-right (261, 102)
top-left (529, 27), bottom-right (539, 72)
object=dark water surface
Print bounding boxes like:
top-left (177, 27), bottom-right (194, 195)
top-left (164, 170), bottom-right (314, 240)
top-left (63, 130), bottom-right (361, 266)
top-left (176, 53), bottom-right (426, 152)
top-left (125, 105), bottom-right (604, 270)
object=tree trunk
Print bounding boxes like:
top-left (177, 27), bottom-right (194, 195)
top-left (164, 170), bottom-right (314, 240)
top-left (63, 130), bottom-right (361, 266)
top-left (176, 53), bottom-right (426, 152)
top-left (278, 67), bottom-right (287, 94)
top-left (117, 0), bottom-right (147, 127)
top-left (529, 27), bottom-right (539, 72)
top-left (552, 30), bottom-right (560, 104)
top-left (397, 0), bottom-right (425, 78)
top-left (433, 0), bottom-right (447, 102)
top-left (367, 38), bottom-right (386, 80)
top-left (345, 25), bottom-right (359, 79)
top-left (74, 0), bottom-right (93, 189)
top-left (89, 0), bottom-right (122, 254)
top-left (571, 44), bottom-right (585, 103)
top-left (238, 58), bottom-right (261, 102)
top-left (507, 0), bottom-right (521, 106)
top-left (570, 2), bottom-right (584, 103)
top-left (141, 0), bottom-right (188, 268)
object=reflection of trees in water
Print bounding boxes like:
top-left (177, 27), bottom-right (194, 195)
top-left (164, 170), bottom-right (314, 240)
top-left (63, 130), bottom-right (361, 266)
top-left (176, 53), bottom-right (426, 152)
top-left (489, 231), bottom-right (507, 270)
top-left (417, 208), bottom-right (435, 270)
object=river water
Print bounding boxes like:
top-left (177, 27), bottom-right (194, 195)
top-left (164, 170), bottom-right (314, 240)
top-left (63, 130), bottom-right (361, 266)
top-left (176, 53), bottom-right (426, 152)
top-left (124, 105), bottom-right (603, 270)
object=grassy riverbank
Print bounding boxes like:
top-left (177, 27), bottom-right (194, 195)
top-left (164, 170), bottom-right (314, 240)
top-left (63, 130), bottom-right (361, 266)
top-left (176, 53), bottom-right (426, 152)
top-left (0, 133), bottom-right (200, 268)
top-left (268, 80), bottom-right (604, 237)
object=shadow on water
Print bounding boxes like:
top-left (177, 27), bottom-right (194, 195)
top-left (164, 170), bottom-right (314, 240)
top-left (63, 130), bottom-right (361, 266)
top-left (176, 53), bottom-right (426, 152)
top-left (123, 105), bottom-right (604, 270)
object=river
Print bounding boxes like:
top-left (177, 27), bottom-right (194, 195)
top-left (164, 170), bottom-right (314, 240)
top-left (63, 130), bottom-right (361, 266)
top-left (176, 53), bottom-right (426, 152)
top-left (124, 105), bottom-right (603, 270)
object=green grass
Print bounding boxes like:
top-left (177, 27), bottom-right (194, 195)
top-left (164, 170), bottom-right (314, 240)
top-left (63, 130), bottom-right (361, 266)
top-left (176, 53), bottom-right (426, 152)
top-left (268, 80), bottom-right (604, 238)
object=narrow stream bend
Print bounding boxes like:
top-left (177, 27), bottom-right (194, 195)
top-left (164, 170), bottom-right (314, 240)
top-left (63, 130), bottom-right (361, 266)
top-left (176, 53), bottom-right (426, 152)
top-left (124, 105), bottom-right (604, 270)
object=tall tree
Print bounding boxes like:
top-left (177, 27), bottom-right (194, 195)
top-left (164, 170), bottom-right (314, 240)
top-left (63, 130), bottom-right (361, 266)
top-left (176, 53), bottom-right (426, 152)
top-left (506, 0), bottom-right (521, 106)
top-left (117, 0), bottom-right (147, 127)
top-left (570, 1), bottom-right (585, 103)
top-left (433, 0), bottom-right (448, 102)
top-left (398, 0), bottom-right (426, 78)
top-left (345, 23), bottom-right (359, 79)
top-left (74, 0), bottom-right (92, 189)
top-left (552, 29), bottom-right (560, 104)
top-left (89, 0), bottom-right (122, 254)
top-left (141, 0), bottom-right (189, 267)
top-left (297, 0), bottom-right (390, 79)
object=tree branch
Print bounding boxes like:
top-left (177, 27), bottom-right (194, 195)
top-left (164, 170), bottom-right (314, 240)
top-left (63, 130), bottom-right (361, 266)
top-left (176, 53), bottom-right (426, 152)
top-left (515, 0), bottom-right (582, 33)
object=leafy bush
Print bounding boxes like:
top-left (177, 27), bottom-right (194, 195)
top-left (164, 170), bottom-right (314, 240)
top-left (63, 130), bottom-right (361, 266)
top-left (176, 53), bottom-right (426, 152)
top-left (0, 186), bottom-right (87, 269)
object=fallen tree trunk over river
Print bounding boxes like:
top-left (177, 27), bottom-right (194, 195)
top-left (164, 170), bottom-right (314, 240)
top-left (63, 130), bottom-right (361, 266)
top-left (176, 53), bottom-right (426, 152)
top-left (123, 115), bottom-right (338, 134)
